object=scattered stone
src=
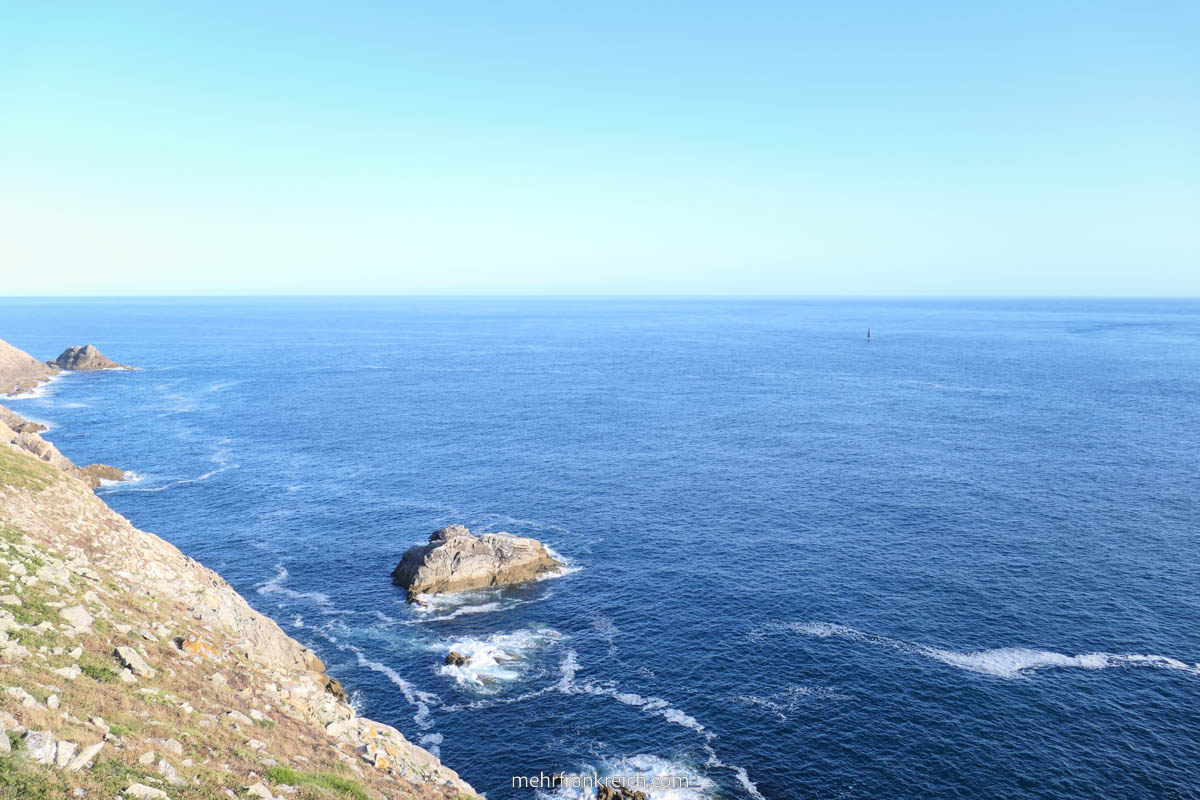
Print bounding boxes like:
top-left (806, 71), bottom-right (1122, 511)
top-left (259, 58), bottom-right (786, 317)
top-left (158, 758), bottom-right (184, 786)
top-left (53, 665), bottom-right (82, 680)
top-left (224, 710), bottom-right (254, 727)
top-left (139, 751), bottom-right (157, 765)
top-left (22, 730), bottom-right (57, 765)
top-left (47, 693), bottom-right (60, 709)
top-left (6, 686), bottom-right (39, 707)
top-left (114, 646), bottom-right (156, 677)
top-left (180, 635), bottom-right (219, 659)
top-left (60, 605), bottom-right (94, 630)
top-left (0, 595), bottom-right (20, 606)
top-left (66, 741), bottom-right (105, 771)
top-left (152, 737), bottom-right (184, 756)
top-left (325, 676), bottom-right (347, 701)
top-left (55, 739), bottom-right (78, 768)
top-left (0, 732), bottom-right (9, 754)
top-left (36, 564), bottom-right (73, 588)
top-left (123, 783), bottom-right (170, 799)
top-left (245, 782), bottom-right (273, 799)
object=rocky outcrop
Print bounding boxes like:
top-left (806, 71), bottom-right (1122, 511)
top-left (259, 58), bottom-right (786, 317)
top-left (0, 408), bottom-right (481, 799)
top-left (392, 524), bottom-right (564, 602)
top-left (75, 463), bottom-right (127, 488)
top-left (0, 337), bottom-right (58, 395)
top-left (52, 344), bottom-right (133, 371)
top-left (0, 404), bottom-right (127, 488)
top-left (444, 651), bottom-right (469, 666)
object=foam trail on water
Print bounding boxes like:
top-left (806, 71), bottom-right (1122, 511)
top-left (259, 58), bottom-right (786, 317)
top-left (119, 438), bottom-right (238, 493)
top-left (256, 564), bottom-right (334, 609)
top-left (759, 621), bottom-right (1200, 679)
top-left (343, 644), bottom-right (442, 729)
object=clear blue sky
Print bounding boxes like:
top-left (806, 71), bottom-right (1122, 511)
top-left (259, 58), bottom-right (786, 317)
top-left (2, 1), bottom-right (1197, 295)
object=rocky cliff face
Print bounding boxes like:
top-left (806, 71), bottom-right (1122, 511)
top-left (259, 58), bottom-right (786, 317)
top-left (392, 524), bottom-right (564, 602)
top-left (53, 345), bottom-right (134, 371)
top-left (0, 404), bottom-right (481, 800)
top-left (0, 338), bottom-right (58, 396)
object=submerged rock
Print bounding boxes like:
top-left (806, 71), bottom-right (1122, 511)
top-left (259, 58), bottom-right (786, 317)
top-left (52, 344), bottom-right (133, 371)
top-left (391, 525), bottom-right (563, 602)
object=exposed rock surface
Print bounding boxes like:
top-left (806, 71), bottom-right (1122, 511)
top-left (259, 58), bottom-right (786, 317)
top-left (76, 463), bottom-right (127, 487)
top-left (0, 403), bottom-right (481, 799)
top-left (52, 344), bottom-right (134, 371)
top-left (445, 651), bottom-right (469, 666)
top-left (0, 337), bottom-right (58, 395)
top-left (392, 524), bottom-right (564, 601)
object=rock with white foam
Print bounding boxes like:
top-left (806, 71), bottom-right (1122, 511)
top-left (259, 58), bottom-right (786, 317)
top-left (392, 525), bottom-right (563, 602)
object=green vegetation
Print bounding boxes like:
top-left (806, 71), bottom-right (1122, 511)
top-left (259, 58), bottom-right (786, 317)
top-left (264, 766), bottom-right (369, 800)
top-left (80, 655), bottom-right (120, 684)
top-left (0, 525), bottom-right (25, 544)
top-left (0, 755), bottom-right (58, 800)
top-left (10, 597), bottom-right (58, 628)
top-left (0, 447), bottom-right (57, 492)
top-left (90, 758), bottom-right (144, 795)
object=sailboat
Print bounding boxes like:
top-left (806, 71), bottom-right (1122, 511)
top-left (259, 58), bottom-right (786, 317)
top-left (867, 328), bottom-right (871, 342)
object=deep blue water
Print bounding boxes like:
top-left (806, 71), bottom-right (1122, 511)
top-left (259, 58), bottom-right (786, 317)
top-left (2, 298), bottom-right (1199, 800)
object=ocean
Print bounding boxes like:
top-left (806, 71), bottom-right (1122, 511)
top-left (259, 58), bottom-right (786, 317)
top-left (3, 297), bottom-right (1198, 799)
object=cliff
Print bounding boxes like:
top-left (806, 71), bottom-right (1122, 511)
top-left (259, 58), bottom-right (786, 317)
top-left (0, 401), bottom-right (481, 799)
top-left (0, 339), bottom-right (58, 396)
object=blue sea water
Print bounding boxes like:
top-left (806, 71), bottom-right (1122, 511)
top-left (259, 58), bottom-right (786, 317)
top-left (2, 297), bottom-right (1199, 800)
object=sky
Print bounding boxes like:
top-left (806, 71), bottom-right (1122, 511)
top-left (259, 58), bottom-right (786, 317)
top-left (1, 1), bottom-right (1198, 296)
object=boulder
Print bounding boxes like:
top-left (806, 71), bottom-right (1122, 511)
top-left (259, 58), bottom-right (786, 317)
top-left (22, 730), bottom-right (57, 765)
top-left (65, 741), bottom-right (104, 771)
top-left (114, 646), bottom-right (156, 677)
top-left (444, 651), bottom-right (469, 666)
top-left (391, 525), bottom-right (564, 601)
top-left (123, 783), bottom-right (170, 800)
top-left (60, 605), bottom-right (94, 630)
top-left (52, 345), bottom-right (133, 371)
top-left (325, 676), bottom-right (348, 701)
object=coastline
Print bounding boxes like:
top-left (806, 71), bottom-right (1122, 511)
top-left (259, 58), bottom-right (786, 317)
top-left (0, 372), bottom-right (481, 798)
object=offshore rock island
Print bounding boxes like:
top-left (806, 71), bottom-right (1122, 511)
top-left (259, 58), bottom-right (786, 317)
top-left (0, 337), bottom-right (480, 800)
top-left (392, 525), bottom-right (564, 603)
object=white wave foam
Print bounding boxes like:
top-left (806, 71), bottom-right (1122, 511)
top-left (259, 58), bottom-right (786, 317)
top-left (761, 621), bottom-right (1200, 679)
top-left (418, 732), bottom-right (443, 757)
top-left (5, 372), bottom-right (66, 401)
top-left (344, 644), bottom-right (441, 729)
top-left (702, 748), bottom-right (766, 800)
top-left (540, 754), bottom-right (717, 800)
top-left (256, 564), bottom-right (334, 609)
top-left (730, 684), bottom-right (848, 720)
top-left (536, 545), bottom-right (583, 581)
top-left (119, 438), bottom-right (237, 492)
top-left (436, 628), bottom-right (562, 691)
top-left (206, 381), bottom-right (239, 392)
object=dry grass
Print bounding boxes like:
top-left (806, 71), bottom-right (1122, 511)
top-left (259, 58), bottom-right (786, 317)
top-left (0, 523), bottom-right (467, 800)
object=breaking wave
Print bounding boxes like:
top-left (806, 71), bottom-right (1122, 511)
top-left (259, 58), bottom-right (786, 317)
top-left (755, 622), bottom-right (1200, 679)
